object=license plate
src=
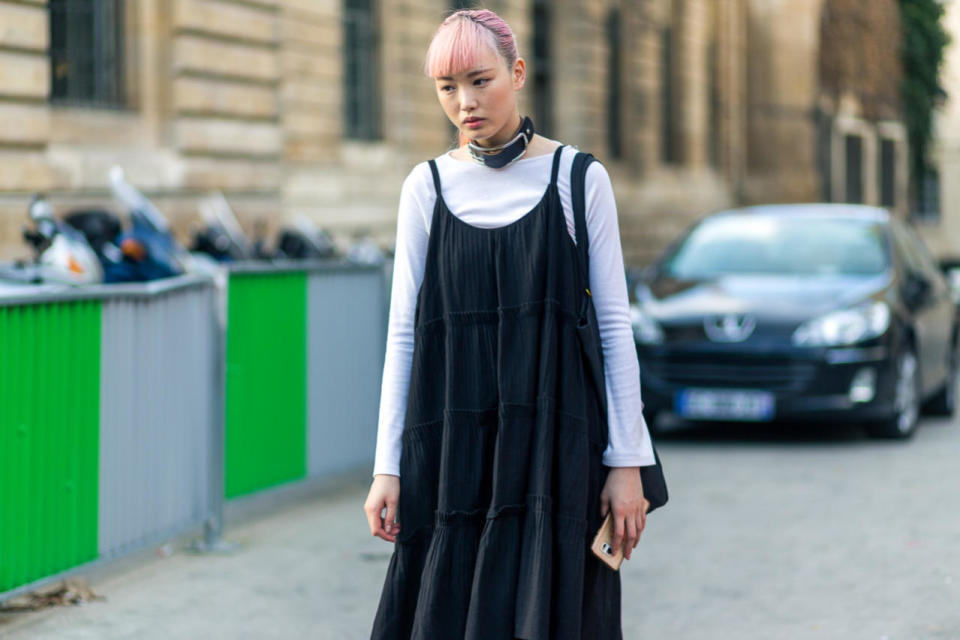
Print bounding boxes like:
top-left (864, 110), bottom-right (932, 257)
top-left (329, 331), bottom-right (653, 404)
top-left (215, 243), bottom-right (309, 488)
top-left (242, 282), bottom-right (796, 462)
top-left (675, 388), bottom-right (775, 421)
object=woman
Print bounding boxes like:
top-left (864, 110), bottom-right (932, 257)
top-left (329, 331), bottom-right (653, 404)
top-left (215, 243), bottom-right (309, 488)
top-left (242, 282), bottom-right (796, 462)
top-left (364, 8), bottom-right (657, 639)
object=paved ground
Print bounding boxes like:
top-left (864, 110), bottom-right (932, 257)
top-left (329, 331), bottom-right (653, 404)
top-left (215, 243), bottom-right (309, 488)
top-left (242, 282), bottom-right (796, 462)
top-left (2, 414), bottom-right (959, 640)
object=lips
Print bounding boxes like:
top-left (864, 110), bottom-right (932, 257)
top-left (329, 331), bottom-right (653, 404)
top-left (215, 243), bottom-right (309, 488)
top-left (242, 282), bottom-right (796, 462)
top-left (463, 117), bottom-right (484, 124)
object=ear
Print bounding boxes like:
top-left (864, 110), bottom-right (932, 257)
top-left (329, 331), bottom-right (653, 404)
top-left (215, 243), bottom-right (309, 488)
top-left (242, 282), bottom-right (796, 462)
top-left (512, 57), bottom-right (526, 90)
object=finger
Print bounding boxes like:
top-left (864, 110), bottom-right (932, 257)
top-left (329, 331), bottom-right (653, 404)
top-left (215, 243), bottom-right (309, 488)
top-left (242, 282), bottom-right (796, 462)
top-left (377, 505), bottom-right (398, 543)
top-left (384, 501), bottom-right (398, 535)
top-left (364, 503), bottom-right (385, 538)
top-left (365, 502), bottom-right (396, 543)
top-left (633, 512), bottom-right (644, 549)
top-left (623, 514), bottom-right (638, 560)
top-left (600, 493), bottom-right (610, 518)
top-left (610, 510), bottom-right (625, 553)
top-left (637, 500), bottom-right (648, 533)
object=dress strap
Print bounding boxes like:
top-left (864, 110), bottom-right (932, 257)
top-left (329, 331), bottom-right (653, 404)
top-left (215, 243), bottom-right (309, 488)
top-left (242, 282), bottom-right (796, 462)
top-left (427, 159), bottom-right (442, 196)
top-left (549, 144), bottom-right (564, 186)
top-left (571, 151), bottom-right (597, 291)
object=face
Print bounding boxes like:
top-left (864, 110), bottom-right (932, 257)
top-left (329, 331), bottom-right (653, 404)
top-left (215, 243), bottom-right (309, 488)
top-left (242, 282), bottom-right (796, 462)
top-left (434, 43), bottom-right (526, 147)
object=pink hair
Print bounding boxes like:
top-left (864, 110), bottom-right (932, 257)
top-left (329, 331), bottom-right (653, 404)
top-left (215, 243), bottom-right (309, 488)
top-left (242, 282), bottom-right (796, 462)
top-left (423, 9), bottom-right (519, 79)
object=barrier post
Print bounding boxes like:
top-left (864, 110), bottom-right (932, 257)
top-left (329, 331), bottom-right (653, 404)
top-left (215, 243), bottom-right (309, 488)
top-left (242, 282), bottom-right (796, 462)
top-left (193, 271), bottom-right (234, 553)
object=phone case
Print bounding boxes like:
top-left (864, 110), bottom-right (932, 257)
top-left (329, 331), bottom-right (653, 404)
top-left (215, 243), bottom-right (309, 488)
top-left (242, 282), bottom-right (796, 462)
top-left (590, 512), bottom-right (624, 571)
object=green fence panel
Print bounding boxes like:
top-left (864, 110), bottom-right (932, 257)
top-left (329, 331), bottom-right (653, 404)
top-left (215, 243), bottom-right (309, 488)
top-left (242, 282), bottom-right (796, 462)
top-left (225, 272), bottom-right (307, 498)
top-left (0, 301), bottom-right (101, 592)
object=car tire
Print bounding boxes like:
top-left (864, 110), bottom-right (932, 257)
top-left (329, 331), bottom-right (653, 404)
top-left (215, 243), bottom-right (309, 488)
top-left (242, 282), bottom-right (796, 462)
top-left (925, 339), bottom-right (958, 417)
top-left (867, 347), bottom-right (921, 439)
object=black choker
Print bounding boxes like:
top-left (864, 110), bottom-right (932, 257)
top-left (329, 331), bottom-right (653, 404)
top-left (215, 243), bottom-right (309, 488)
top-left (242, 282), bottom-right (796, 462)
top-left (467, 116), bottom-right (534, 169)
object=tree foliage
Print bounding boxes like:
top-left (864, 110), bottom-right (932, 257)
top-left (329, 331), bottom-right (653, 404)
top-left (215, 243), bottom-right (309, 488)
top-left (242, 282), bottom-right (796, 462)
top-left (899, 0), bottom-right (950, 190)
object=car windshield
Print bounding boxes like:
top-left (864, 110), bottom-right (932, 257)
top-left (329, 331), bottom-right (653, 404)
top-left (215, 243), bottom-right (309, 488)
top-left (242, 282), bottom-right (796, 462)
top-left (662, 214), bottom-right (890, 278)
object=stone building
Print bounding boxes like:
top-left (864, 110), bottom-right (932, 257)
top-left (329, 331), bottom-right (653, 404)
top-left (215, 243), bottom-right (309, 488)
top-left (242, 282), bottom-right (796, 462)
top-left (745, 0), bottom-right (909, 214)
top-left (0, 0), bottom-right (914, 268)
top-left (923, 0), bottom-right (960, 258)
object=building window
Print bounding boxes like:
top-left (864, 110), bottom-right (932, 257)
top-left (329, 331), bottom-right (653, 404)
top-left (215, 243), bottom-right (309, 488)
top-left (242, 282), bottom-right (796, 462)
top-left (878, 138), bottom-right (896, 209)
top-left (913, 167), bottom-right (941, 221)
top-left (660, 27), bottom-right (678, 164)
top-left (343, 0), bottom-right (381, 140)
top-left (607, 9), bottom-right (622, 160)
top-left (532, 0), bottom-right (553, 136)
top-left (49, 0), bottom-right (127, 108)
top-left (816, 110), bottom-right (833, 201)
top-left (707, 40), bottom-right (720, 168)
top-left (844, 134), bottom-right (863, 204)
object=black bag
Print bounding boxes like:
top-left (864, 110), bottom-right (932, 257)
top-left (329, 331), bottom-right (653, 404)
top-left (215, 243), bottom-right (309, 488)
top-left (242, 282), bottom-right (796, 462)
top-left (570, 151), bottom-right (669, 514)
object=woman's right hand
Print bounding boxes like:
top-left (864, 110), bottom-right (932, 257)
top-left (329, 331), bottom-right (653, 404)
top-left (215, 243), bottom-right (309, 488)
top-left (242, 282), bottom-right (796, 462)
top-left (364, 474), bottom-right (401, 543)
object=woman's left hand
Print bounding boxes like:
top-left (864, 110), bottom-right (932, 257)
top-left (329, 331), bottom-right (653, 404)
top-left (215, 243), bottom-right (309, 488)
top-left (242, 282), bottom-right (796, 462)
top-left (599, 467), bottom-right (650, 561)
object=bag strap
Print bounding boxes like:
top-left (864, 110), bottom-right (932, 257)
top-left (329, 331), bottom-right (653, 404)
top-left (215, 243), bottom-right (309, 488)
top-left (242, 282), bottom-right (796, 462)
top-left (571, 151), bottom-right (597, 295)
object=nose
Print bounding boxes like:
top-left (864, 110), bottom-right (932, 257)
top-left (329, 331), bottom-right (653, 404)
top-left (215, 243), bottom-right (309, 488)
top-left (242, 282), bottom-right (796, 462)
top-left (458, 86), bottom-right (478, 112)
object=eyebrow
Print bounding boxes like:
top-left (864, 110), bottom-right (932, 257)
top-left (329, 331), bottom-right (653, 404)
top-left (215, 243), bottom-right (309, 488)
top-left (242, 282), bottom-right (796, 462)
top-left (437, 68), bottom-right (493, 81)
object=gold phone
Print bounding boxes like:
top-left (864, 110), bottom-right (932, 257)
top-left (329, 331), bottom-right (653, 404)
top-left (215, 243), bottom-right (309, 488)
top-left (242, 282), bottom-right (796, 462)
top-left (589, 512), bottom-right (624, 571)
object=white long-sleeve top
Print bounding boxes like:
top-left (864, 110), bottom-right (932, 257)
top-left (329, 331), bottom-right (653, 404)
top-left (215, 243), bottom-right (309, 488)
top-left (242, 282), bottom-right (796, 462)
top-left (373, 143), bottom-right (656, 477)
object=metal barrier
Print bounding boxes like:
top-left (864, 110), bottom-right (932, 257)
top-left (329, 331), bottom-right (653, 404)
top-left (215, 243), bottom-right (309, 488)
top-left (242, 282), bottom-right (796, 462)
top-left (0, 275), bottom-right (222, 600)
top-left (224, 259), bottom-right (388, 498)
top-left (0, 295), bottom-right (102, 597)
top-left (0, 259), bottom-right (389, 601)
top-left (98, 283), bottom-right (219, 558)
top-left (224, 267), bottom-right (307, 499)
top-left (306, 264), bottom-right (387, 477)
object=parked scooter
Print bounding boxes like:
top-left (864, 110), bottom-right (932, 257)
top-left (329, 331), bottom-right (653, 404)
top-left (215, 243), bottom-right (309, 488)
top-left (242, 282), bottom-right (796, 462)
top-left (108, 166), bottom-right (195, 281)
top-left (190, 191), bottom-right (255, 262)
top-left (190, 199), bottom-right (384, 266)
top-left (250, 219), bottom-right (277, 261)
top-left (346, 235), bottom-right (385, 266)
top-left (60, 208), bottom-right (142, 284)
top-left (274, 216), bottom-right (339, 260)
top-left (0, 194), bottom-right (104, 285)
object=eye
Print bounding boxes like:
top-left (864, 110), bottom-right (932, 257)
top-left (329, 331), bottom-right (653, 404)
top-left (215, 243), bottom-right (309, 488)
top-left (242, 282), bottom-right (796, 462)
top-left (440, 84), bottom-right (454, 93)
top-left (474, 77), bottom-right (490, 86)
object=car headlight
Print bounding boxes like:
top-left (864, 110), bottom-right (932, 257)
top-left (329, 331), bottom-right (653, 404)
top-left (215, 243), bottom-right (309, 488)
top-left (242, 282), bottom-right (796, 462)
top-left (792, 301), bottom-right (890, 347)
top-left (630, 303), bottom-right (664, 344)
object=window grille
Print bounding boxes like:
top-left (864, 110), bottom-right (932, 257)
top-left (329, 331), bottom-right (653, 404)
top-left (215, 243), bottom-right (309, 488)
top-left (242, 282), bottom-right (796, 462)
top-left (531, 0), bottom-right (553, 137)
top-left (844, 134), bottom-right (863, 204)
top-left (607, 9), bottom-right (622, 160)
top-left (913, 168), bottom-right (941, 222)
top-left (878, 138), bottom-right (896, 208)
top-left (49, 0), bottom-right (127, 108)
top-left (343, 0), bottom-right (381, 140)
top-left (707, 41), bottom-right (720, 168)
top-left (660, 27), bottom-right (678, 164)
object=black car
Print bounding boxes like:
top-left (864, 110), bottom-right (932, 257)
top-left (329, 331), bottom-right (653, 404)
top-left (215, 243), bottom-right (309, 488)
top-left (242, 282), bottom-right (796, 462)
top-left (630, 204), bottom-right (959, 438)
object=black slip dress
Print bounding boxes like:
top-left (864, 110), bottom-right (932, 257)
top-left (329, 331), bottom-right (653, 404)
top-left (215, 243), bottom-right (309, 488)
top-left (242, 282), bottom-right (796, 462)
top-left (370, 145), bottom-right (622, 640)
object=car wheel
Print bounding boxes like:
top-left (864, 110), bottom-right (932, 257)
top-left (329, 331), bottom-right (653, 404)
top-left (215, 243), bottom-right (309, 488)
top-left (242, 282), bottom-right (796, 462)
top-left (867, 347), bottom-right (920, 439)
top-left (925, 339), bottom-right (958, 417)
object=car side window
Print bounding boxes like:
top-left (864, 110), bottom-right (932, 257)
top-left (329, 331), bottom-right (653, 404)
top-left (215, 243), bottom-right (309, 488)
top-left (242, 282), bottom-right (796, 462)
top-left (902, 225), bottom-right (947, 294)
top-left (890, 223), bottom-right (925, 277)
top-left (891, 220), bottom-right (947, 300)
top-left (904, 228), bottom-right (940, 276)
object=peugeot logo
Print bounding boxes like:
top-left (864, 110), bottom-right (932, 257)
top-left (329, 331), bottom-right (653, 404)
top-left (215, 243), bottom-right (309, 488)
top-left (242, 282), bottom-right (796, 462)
top-left (704, 314), bottom-right (756, 342)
